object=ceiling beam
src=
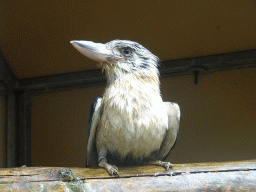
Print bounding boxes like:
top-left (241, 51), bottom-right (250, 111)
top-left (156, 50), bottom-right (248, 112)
top-left (18, 49), bottom-right (256, 93)
top-left (160, 48), bottom-right (256, 77)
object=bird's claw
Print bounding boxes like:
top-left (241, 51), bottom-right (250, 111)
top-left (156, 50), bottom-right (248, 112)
top-left (107, 165), bottom-right (119, 176)
top-left (161, 161), bottom-right (173, 171)
top-left (144, 160), bottom-right (174, 171)
top-left (98, 159), bottom-right (119, 176)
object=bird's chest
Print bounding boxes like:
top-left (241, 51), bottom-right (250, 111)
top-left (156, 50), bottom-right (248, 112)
top-left (96, 83), bottom-right (168, 159)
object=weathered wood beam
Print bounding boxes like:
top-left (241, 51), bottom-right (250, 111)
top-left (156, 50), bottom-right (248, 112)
top-left (0, 160), bottom-right (255, 191)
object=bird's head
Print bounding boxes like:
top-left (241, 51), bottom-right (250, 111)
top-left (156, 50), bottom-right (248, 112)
top-left (70, 40), bottom-right (160, 83)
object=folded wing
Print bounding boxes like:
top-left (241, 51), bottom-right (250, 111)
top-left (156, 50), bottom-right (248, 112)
top-left (87, 96), bottom-right (103, 167)
top-left (158, 102), bottom-right (180, 161)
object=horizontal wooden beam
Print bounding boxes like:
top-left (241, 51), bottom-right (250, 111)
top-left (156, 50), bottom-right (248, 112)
top-left (18, 49), bottom-right (256, 92)
top-left (0, 160), bottom-right (255, 191)
top-left (159, 48), bottom-right (256, 77)
top-left (18, 69), bottom-right (105, 93)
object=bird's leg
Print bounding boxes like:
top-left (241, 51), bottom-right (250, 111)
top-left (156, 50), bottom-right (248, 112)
top-left (98, 157), bottom-right (119, 176)
top-left (144, 160), bottom-right (174, 171)
top-left (98, 147), bottom-right (119, 176)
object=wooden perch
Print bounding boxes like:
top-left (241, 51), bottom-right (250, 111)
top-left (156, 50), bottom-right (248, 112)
top-left (0, 160), bottom-right (255, 191)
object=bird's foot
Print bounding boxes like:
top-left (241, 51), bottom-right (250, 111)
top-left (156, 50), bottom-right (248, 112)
top-left (105, 164), bottom-right (119, 176)
top-left (98, 159), bottom-right (119, 176)
top-left (144, 160), bottom-right (174, 171)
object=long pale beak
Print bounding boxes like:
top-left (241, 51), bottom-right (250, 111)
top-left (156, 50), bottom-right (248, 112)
top-left (70, 40), bottom-right (123, 63)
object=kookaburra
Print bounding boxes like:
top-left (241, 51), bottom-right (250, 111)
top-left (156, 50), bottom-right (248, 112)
top-left (70, 40), bottom-right (180, 176)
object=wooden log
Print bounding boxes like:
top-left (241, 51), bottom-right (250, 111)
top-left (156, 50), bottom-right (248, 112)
top-left (0, 160), bottom-right (255, 191)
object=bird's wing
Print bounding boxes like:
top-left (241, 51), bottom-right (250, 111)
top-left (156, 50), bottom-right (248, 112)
top-left (158, 102), bottom-right (180, 161)
top-left (87, 96), bottom-right (103, 167)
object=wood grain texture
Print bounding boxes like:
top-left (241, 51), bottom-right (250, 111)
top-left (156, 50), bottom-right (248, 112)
top-left (0, 160), bottom-right (255, 191)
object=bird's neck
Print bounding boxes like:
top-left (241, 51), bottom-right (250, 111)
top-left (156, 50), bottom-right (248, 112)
top-left (101, 64), bottom-right (160, 87)
top-left (102, 69), bottom-right (161, 106)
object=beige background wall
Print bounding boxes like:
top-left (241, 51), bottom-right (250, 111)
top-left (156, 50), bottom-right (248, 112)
top-left (0, 96), bottom-right (6, 168)
top-left (31, 67), bottom-right (256, 167)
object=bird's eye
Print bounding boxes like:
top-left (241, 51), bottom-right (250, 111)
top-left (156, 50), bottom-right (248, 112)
top-left (123, 48), bottom-right (132, 56)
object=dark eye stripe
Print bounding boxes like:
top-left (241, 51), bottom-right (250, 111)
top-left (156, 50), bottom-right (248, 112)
top-left (140, 63), bottom-right (149, 69)
top-left (130, 61), bottom-right (136, 68)
top-left (141, 56), bottom-right (150, 60)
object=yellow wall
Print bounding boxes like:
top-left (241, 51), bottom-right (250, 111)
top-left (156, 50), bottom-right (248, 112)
top-left (0, 96), bottom-right (6, 168)
top-left (31, 68), bottom-right (256, 167)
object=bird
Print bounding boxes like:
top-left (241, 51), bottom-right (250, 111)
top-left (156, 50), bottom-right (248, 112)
top-left (70, 39), bottom-right (180, 176)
